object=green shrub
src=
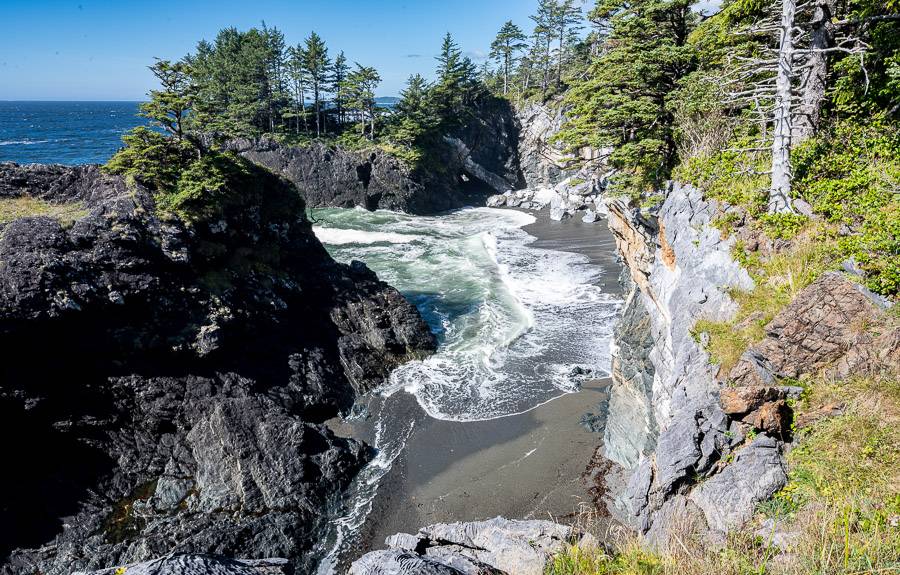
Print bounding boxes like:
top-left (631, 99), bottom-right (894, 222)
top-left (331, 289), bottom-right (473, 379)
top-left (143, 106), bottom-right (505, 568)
top-left (792, 116), bottom-right (900, 295)
top-left (672, 138), bottom-right (768, 217)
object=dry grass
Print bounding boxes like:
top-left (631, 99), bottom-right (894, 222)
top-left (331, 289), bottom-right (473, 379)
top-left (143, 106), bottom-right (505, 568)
top-left (0, 195), bottom-right (88, 226)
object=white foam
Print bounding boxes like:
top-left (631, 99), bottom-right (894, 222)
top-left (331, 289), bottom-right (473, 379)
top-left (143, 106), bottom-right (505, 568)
top-left (315, 206), bottom-right (621, 422)
top-left (313, 226), bottom-right (417, 245)
top-left (0, 139), bottom-right (50, 146)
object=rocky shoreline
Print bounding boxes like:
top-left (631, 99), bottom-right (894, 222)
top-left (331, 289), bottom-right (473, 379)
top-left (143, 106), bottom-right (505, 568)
top-left (0, 161), bottom-right (435, 574)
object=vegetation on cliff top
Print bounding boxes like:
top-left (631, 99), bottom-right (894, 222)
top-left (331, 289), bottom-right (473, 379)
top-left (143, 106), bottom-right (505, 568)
top-left (0, 196), bottom-right (88, 226)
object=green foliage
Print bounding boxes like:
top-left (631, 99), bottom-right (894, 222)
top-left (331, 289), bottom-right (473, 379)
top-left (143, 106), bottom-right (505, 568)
top-left (695, 233), bottom-right (839, 372)
top-left (758, 213), bottom-right (808, 240)
top-left (673, 141), bottom-right (768, 216)
top-left (491, 21), bottom-right (528, 95)
top-left (793, 116), bottom-right (900, 295)
top-left (188, 26), bottom-right (288, 136)
top-left (555, 0), bottom-right (698, 196)
top-left (157, 152), bottom-right (246, 222)
top-left (140, 59), bottom-right (196, 141)
top-left (104, 127), bottom-right (194, 192)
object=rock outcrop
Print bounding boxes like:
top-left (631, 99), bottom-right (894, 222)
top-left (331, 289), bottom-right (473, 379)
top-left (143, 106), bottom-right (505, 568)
top-left (600, 183), bottom-right (787, 543)
top-left (0, 162), bottom-right (435, 574)
top-left (730, 272), bottom-right (897, 385)
top-left (350, 518), bottom-right (596, 575)
top-left (228, 97), bottom-right (523, 215)
top-left (601, 181), bottom-right (898, 547)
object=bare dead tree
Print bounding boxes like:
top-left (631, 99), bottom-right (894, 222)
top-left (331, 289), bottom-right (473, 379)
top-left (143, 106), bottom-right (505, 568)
top-left (709, 0), bottom-right (870, 214)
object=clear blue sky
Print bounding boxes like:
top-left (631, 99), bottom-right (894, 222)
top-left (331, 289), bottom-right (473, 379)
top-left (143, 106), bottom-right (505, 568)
top-left (0, 0), bottom-right (561, 100)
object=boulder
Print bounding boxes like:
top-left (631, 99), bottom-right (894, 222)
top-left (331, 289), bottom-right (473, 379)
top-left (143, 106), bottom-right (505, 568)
top-left (351, 518), bottom-right (593, 575)
top-left (730, 272), bottom-right (895, 384)
top-left (549, 207), bottom-right (568, 221)
top-left (582, 210), bottom-right (598, 223)
top-left (689, 435), bottom-right (787, 533)
top-left (486, 195), bottom-right (506, 208)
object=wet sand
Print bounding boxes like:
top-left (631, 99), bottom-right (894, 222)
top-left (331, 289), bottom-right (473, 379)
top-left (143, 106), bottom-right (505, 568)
top-left (331, 210), bottom-right (623, 562)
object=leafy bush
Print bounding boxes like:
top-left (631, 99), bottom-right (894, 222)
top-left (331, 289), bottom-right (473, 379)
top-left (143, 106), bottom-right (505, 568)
top-left (673, 139), bottom-right (768, 217)
top-left (793, 116), bottom-right (900, 295)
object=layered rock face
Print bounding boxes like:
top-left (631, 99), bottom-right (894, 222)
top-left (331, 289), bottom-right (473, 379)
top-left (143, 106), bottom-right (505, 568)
top-left (0, 162), bottom-right (435, 574)
top-left (601, 182), bottom-right (897, 545)
top-left (229, 97), bottom-right (524, 215)
top-left (602, 183), bottom-right (785, 542)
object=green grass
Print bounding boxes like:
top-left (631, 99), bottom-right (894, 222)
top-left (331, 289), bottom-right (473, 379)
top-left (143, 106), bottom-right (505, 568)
top-left (545, 376), bottom-right (900, 575)
top-left (0, 196), bottom-right (88, 226)
top-left (692, 229), bottom-right (840, 373)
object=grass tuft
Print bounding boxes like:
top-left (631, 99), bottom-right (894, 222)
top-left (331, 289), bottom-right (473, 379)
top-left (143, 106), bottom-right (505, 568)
top-left (0, 196), bottom-right (88, 226)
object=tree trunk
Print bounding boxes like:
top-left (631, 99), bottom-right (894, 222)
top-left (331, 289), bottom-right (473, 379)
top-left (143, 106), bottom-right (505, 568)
top-left (770, 0), bottom-right (796, 214)
top-left (793, 0), bottom-right (834, 142)
top-left (504, 53), bottom-right (510, 95)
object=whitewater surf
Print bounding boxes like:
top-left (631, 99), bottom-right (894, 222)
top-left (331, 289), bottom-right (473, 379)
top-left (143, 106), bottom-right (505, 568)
top-left (310, 206), bottom-right (622, 572)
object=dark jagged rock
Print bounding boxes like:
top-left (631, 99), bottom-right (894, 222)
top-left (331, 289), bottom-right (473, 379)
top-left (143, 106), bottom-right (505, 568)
top-left (0, 161), bottom-right (436, 574)
top-left (226, 98), bottom-right (524, 215)
top-left (74, 554), bottom-right (288, 575)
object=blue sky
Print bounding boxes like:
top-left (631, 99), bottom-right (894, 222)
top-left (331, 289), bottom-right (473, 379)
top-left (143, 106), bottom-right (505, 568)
top-left (0, 0), bottom-right (558, 100)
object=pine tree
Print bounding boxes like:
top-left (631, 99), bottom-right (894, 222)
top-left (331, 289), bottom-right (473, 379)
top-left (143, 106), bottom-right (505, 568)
top-left (391, 73), bottom-right (439, 149)
top-left (330, 51), bottom-right (350, 127)
top-left (551, 0), bottom-right (584, 84)
top-left (141, 59), bottom-right (196, 143)
top-left (343, 64), bottom-right (381, 139)
top-left (490, 21), bottom-right (528, 95)
top-left (531, 0), bottom-right (556, 94)
top-left (303, 31), bottom-right (331, 136)
top-left (286, 44), bottom-right (308, 134)
top-left (558, 0), bottom-right (697, 193)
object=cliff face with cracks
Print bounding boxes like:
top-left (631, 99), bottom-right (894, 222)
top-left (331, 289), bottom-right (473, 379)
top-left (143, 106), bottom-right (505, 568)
top-left (601, 182), bottom-right (897, 543)
top-left (0, 162), bottom-right (435, 574)
top-left (602, 182), bottom-right (785, 542)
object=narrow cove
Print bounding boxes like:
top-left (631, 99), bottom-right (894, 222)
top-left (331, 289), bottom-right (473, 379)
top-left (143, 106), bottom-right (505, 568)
top-left (310, 208), bottom-right (624, 571)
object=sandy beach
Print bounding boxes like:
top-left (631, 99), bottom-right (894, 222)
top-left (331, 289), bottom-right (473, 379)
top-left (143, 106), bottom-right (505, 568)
top-left (329, 209), bottom-right (624, 562)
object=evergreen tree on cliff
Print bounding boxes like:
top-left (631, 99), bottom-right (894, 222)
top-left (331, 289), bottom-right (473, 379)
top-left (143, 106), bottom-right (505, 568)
top-left (303, 31), bottom-right (331, 136)
top-left (557, 0), bottom-right (697, 193)
top-left (491, 21), bottom-right (528, 95)
top-left (343, 64), bottom-right (381, 139)
top-left (330, 51), bottom-right (350, 127)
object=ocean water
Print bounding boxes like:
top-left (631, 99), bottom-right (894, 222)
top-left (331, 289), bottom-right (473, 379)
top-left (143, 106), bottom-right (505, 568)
top-left (0, 101), bottom-right (144, 165)
top-left (311, 206), bottom-right (622, 572)
top-left (313, 206), bottom-right (621, 421)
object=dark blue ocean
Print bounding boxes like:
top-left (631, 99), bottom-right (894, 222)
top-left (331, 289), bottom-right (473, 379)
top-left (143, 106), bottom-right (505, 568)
top-left (0, 101), bottom-right (146, 165)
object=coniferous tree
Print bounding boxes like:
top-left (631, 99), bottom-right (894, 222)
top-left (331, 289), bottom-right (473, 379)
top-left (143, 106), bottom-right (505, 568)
top-left (557, 0), bottom-right (697, 193)
top-left (490, 21), bottom-right (528, 95)
top-left (303, 31), bottom-right (331, 136)
top-left (551, 0), bottom-right (584, 84)
top-left (343, 64), bottom-right (381, 139)
top-left (390, 73), bottom-right (439, 149)
top-left (141, 59), bottom-right (196, 143)
top-left (531, 0), bottom-right (556, 94)
top-left (330, 51), bottom-right (350, 127)
top-left (286, 44), bottom-right (308, 134)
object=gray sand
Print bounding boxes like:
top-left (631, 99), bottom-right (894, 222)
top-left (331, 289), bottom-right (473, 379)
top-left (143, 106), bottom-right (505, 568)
top-left (331, 210), bottom-right (623, 561)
